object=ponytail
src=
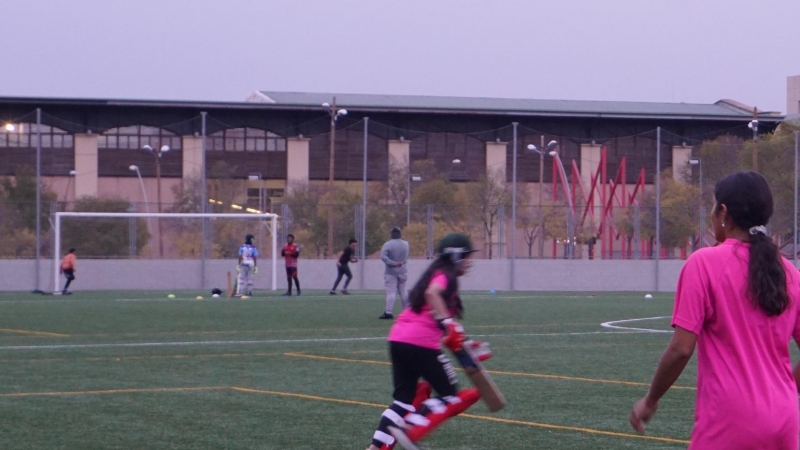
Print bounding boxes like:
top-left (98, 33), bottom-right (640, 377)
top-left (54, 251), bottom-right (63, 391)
top-left (714, 171), bottom-right (789, 316)
top-left (747, 231), bottom-right (789, 316)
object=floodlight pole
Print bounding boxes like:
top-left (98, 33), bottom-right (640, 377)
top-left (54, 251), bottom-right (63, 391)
top-left (794, 131), bottom-right (798, 263)
top-left (201, 111), bottom-right (207, 289)
top-left (511, 122), bottom-right (518, 289)
top-left (361, 117), bottom-right (368, 289)
top-left (35, 108), bottom-right (41, 292)
top-left (538, 135), bottom-right (544, 259)
top-left (271, 215), bottom-right (278, 291)
top-left (327, 97), bottom-right (337, 258)
top-left (655, 127), bottom-right (662, 292)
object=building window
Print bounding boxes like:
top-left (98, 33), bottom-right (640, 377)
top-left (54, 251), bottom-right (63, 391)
top-left (98, 125), bottom-right (182, 150)
top-left (0, 123), bottom-right (73, 148)
top-left (208, 128), bottom-right (286, 152)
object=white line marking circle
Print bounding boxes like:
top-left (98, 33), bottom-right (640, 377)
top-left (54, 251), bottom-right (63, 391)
top-left (600, 316), bottom-right (672, 333)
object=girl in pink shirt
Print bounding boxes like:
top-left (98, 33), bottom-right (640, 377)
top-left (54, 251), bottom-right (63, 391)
top-left (366, 233), bottom-right (480, 450)
top-left (630, 171), bottom-right (800, 449)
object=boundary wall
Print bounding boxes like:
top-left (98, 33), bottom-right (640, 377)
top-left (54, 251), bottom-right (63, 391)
top-left (1, 259), bottom-right (688, 293)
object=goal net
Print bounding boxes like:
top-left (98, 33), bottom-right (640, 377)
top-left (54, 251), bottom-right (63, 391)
top-left (52, 212), bottom-right (278, 294)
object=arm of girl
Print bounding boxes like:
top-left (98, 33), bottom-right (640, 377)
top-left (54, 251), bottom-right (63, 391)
top-left (630, 326), bottom-right (696, 433)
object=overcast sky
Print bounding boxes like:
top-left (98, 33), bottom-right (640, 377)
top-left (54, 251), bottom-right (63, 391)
top-left (2, 0), bottom-right (798, 112)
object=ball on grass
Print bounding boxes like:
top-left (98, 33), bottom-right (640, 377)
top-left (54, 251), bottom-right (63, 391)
top-left (196, 295), bottom-right (203, 300)
top-left (241, 295), bottom-right (249, 300)
top-left (644, 294), bottom-right (653, 300)
top-left (167, 294), bottom-right (176, 299)
top-left (212, 294), bottom-right (220, 298)
top-left (489, 289), bottom-right (497, 295)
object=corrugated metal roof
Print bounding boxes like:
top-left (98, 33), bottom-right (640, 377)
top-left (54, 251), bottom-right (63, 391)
top-left (252, 91), bottom-right (784, 121)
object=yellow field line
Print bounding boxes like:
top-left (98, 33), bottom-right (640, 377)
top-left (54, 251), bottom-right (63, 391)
top-left (231, 386), bottom-right (384, 408)
top-left (0, 328), bottom-right (69, 338)
top-left (232, 386), bottom-right (689, 445)
top-left (459, 413), bottom-right (690, 444)
top-left (282, 352), bottom-right (696, 391)
top-left (0, 351), bottom-right (283, 364)
top-left (0, 386), bottom-right (226, 398)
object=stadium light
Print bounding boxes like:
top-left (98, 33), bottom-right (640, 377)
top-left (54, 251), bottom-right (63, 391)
top-left (127, 165), bottom-right (152, 230)
top-left (452, 159), bottom-right (461, 164)
top-left (688, 157), bottom-right (704, 248)
top-left (324, 96), bottom-right (348, 257)
top-left (63, 170), bottom-right (77, 204)
top-left (4, 123), bottom-right (14, 132)
top-left (141, 144), bottom-right (170, 256)
top-left (407, 174), bottom-right (423, 225)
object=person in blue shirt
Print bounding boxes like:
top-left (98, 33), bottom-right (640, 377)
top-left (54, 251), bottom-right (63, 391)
top-left (237, 234), bottom-right (259, 296)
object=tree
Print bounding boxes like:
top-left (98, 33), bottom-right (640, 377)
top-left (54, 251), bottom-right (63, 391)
top-left (516, 204), bottom-right (541, 258)
top-left (279, 183), bottom-right (388, 257)
top-left (169, 165), bottom-right (264, 259)
top-left (463, 168), bottom-right (512, 259)
top-left (61, 197), bottom-right (150, 258)
top-left (0, 168), bottom-right (58, 258)
top-left (740, 122), bottom-right (800, 237)
top-left (637, 169), bottom-right (701, 251)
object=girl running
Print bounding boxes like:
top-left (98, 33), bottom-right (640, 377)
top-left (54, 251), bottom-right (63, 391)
top-left (630, 171), bottom-right (800, 449)
top-left (366, 233), bottom-right (482, 450)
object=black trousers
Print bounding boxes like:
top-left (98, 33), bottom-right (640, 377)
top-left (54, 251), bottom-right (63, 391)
top-left (331, 265), bottom-right (352, 290)
top-left (390, 341), bottom-right (458, 404)
top-left (62, 269), bottom-right (75, 291)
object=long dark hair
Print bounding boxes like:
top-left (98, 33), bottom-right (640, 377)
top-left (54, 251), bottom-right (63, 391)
top-left (714, 171), bottom-right (788, 316)
top-left (408, 255), bottom-right (463, 318)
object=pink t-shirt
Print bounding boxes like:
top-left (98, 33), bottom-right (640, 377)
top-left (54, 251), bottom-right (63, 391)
top-left (387, 272), bottom-right (452, 350)
top-left (672, 239), bottom-right (800, 449)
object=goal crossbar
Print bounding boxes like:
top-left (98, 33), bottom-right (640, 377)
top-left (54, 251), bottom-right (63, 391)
top-left (53, 212), bottom-right (279, 294)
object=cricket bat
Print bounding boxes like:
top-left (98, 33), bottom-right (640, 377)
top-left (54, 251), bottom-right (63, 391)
top-left (453, 340), bottom-right (506, 412)
top-left (227, 271), bottom-right (236, 297)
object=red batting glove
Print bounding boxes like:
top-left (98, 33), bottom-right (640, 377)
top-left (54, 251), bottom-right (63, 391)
top-left (441, 318), bottom-right (465, 353)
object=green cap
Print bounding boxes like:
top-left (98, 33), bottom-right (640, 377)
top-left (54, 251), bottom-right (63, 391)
top-left (437, 233), bottom-right (477, 256)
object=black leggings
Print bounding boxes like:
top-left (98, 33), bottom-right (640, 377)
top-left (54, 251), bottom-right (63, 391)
top-left (390, 341), bottom-right (458, 403)
top-left (331, 265), bottom-right (352, 290)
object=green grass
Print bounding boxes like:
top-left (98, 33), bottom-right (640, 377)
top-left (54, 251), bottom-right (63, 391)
top-left (0, 290), bottom-right (695, 449)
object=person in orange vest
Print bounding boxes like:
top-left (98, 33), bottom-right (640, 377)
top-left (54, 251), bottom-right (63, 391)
top-left (60, 248), bottom-right (76, 295)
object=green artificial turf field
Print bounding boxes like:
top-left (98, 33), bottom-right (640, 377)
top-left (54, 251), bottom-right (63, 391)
top-left (0, 290), bottom-right (696, 449)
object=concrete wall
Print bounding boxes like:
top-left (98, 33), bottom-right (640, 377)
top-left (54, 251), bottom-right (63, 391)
top-left (74, 134), bottom-right (98, 197)
top-left (286, 138), bottom-right (310, 190)
top-left (788, 75), bottom-right (800, 115)
top-left (2, 258), bottom-right (688, 293)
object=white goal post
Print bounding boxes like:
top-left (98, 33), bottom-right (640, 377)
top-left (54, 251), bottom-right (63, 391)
top-left (53, 212), bottom-right (279, 294)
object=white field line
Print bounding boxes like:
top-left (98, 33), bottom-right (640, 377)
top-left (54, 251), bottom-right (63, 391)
top-left (0, 330), bottom-right (656, 351)
top-left (600, 316), bottom-right (672, 334)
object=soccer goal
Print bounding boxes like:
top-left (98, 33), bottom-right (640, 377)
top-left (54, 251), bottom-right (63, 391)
top-left (52, 212), bottom-right (279, 294)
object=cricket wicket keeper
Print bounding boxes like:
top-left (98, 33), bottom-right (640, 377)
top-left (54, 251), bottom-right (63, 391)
top-left (366, 233), bottom-right (487, 450)
top-left (281, 234), bottom-right (301, 296)
top-left (236, 234), bottom-right (258, 296)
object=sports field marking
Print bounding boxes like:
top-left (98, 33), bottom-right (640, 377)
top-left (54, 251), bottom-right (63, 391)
top-left (231, 386), bottom-right (690, 444)
top-left (282, 352), bottom-right (696, 390)
top-left (0, 328), bottom-right (69, 338)
top-left (73, 322), bottom-right (598, 338)
top-left (0, 351), bottom-right (284, 364)
top-left (0, 330), bottom-right (657, 351)
top-left (0, 336), bottom-right (386, 351)
top-left (0, 386), bottom-right (226, 398)
top-left (600, 316), bottom-right (672, 333)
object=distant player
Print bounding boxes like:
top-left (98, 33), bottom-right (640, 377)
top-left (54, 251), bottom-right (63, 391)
top-left (281, 234), bottom-right (301, 296)
top-left (59, 248), bottom-right (76, 295)
top-left (365, 233), bottom-right (481, 450)
top-left (236, 234), bottom-right (258, 296)
top-left (380, 226), bottom-right (409, 319)
top-left (330, 238), bottom-right (357, 295)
